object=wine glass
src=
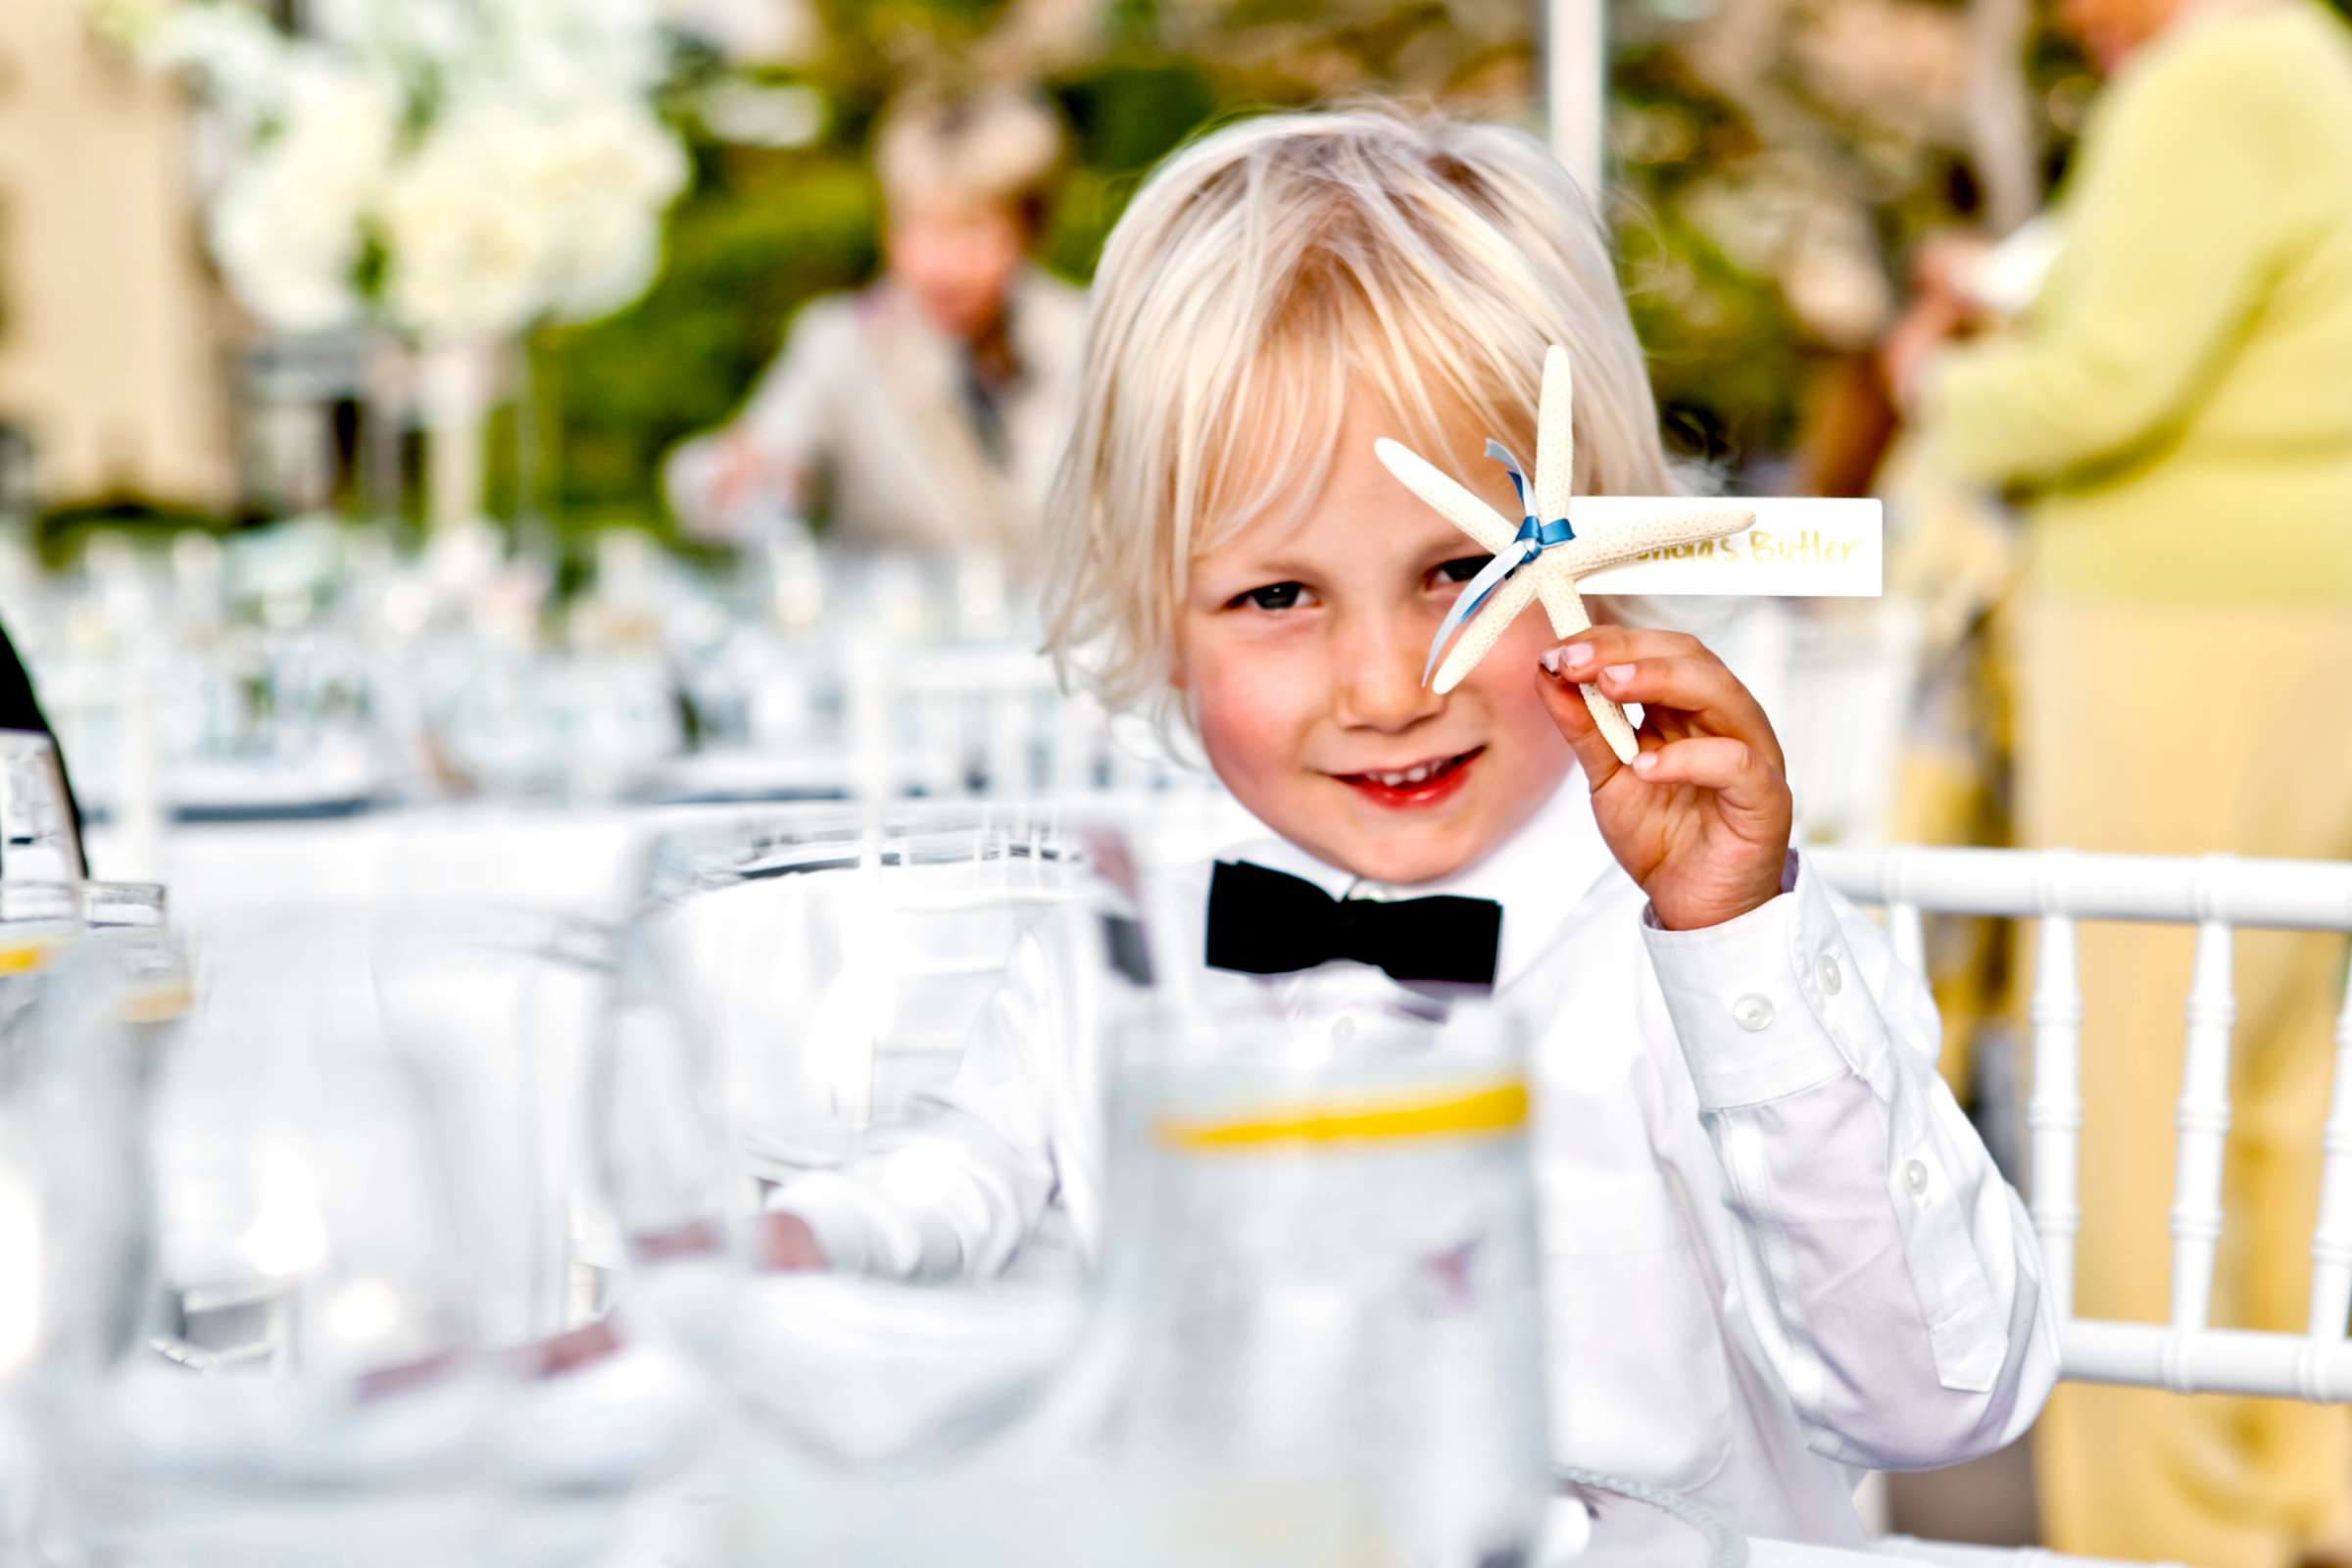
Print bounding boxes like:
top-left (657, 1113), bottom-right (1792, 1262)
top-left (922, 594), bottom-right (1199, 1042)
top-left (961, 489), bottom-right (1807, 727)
top-left (0, 729), bottom-right (81, 884)
top-left (596, 804), bottom-right (1150, 1470)
top-left (0, 912), bottom-right (145, 1562)
top-left (620, 804), bottom-right (1152, 1182)
top-left (34, 904), bottom-right (698, 1566)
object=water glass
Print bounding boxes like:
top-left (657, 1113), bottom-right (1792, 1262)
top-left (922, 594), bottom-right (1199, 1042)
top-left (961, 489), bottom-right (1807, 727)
top-left (1059, 1002), bottom-right (1556, 1567)
top-left (0, 730), bottom-right (79, 884)
top-left (33, 905), bottom-right (688, 1566)
top-left (597, 806), bottom-right (1145, 1467)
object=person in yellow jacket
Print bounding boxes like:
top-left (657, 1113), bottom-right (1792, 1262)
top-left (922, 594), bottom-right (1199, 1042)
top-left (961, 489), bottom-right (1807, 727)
top-left (1891, 0), bottom-right (2352, 1562)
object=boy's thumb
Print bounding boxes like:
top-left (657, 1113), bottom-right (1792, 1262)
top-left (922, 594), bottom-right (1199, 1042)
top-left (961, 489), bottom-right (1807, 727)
top-left (1535, 664), bottom-right (1625, 790)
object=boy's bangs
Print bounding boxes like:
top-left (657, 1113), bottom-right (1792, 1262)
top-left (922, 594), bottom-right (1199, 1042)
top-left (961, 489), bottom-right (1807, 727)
top-left (1189, 271), bottom-right (1526, 564)
top-left (1189, 307), bottom-right (1348, 563)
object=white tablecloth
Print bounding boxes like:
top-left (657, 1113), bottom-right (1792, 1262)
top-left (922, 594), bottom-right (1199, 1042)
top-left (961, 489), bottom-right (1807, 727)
top-left (89, 802), bottom-right (748, 927)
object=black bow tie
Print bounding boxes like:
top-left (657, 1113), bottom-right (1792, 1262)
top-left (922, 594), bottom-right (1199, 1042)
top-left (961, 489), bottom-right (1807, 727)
top-left (1203, 860), bottom-right (1501, 987)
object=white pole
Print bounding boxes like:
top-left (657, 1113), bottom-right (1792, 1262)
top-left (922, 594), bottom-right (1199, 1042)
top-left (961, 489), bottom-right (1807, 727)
top-left (1545, 0), bottom-right (1608, 202)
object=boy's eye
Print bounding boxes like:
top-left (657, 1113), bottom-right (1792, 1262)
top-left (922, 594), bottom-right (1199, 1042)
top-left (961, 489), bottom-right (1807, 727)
top-left (1435, 557), bottom-right (1493, 586)
top-left (1231, 581), bottom-right (1304, 612)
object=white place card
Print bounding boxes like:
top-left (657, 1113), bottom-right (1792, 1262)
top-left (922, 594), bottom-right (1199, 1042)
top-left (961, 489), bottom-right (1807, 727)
top-left (1571, 498), bottom-right (1883, 598)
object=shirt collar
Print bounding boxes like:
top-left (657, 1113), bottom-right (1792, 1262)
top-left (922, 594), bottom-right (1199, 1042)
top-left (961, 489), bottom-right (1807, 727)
top-left (1216, 774), bottom-right (1622, 988)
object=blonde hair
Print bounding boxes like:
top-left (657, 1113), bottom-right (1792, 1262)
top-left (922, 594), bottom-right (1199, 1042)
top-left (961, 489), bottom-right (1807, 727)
top-left (874, 85), bottom-right (1065, 234)
top-left (1041, 105), bottom-right (1678, 718)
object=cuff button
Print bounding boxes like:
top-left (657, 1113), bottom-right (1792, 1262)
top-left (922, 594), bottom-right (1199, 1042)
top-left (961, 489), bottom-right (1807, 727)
top-left (1733, 994), bottom-right (1775, 1032)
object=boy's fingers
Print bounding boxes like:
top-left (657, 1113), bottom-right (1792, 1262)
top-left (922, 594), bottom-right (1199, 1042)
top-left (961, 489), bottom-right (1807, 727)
top-left (1534, 663), bottom-right (1628, 789)
top-left (1541, 624), bottom-right (1698, 682)
top-left (1591, 655), bottom-right (1784, 773)
top-left (1628, 735), bottom-right (1783, 814)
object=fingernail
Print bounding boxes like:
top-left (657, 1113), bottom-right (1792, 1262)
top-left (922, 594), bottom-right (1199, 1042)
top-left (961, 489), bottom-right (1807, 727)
top-left (1603, 662), bottom-right (1637, 684)
top-left (1538, 647), bottom-right (1562, 676)
top-left (1632, 751), bottom-right (1660, 775)
top-left (1561, 642), bottom-right (1596, 672)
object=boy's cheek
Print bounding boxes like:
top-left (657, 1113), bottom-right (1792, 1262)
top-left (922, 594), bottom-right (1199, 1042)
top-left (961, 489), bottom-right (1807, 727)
top-left (1465, 626), bottom-right (1563, 722)
top-left (1192, 662), bottom-right (1301, 776)
top-left (1194, 657), bottom-right (1338, 816)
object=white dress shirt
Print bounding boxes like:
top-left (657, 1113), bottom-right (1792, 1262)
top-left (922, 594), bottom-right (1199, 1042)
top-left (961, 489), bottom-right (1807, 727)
top-left (776, 783), bottom-right (2060, 1542)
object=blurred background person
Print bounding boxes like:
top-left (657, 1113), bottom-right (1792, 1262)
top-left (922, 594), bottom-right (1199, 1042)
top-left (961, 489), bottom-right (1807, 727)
top-left (664, 82), bottom-right (1087, 564)
top-left (1890, 0), bottom-right (2352, 1561)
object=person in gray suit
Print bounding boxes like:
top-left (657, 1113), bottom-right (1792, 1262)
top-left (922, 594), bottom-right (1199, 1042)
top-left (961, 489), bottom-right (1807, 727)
top-left (667, 85), bottom-right (1087, 567)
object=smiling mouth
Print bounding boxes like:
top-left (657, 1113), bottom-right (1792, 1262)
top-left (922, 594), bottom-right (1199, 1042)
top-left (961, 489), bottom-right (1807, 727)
top-left (1331, 747), bottom-right (1484, 808)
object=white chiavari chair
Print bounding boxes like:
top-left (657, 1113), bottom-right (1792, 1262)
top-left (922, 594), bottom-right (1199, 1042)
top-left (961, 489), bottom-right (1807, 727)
top-left (1809, 845), bottom-right (2352, 1568)
top-left (843, 636), bottom-right (1241, 814)
top-left (1721, 598), bottom-right (1930, 848)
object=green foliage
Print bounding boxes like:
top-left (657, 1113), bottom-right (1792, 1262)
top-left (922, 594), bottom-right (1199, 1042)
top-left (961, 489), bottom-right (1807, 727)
top-left (30, 496), bottom-right (232, 571)
top-left (1044, 60), bottom-right (1220, 277)
top-left (1618, 204), bottom-right (1807, 466)
top-left (1058, 60), bottom-right (1220, 176)
top-left (526, 151), bottom-right (878, 532)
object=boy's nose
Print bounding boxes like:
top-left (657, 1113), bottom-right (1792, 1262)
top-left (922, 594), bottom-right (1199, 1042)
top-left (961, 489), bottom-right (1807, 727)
top-left (1331, 610), bottom-right (1446, 732)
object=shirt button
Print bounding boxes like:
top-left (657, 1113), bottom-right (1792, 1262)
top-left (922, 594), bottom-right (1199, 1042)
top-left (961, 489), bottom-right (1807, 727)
top-left (1818, 952), bottom-right (1843, 996)
top-left (1904, 1158), bottom-right (1930, 1196)
top-left (1733, 994), bottom-right (1775, 1032)
top-left (1329, 1016), bottom-right (1357, 1045)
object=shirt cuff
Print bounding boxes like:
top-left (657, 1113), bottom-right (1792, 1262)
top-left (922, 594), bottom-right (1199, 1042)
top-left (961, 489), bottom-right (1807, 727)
top-left (767, 1171), bottom-right (898, 1277)
top-left (1640, 850), bottom-right (1876, 1109)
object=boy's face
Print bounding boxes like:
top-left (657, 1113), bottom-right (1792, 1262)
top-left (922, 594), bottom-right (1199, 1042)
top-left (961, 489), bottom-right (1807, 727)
top-left (1177, 393), bottom-right (1576, 886)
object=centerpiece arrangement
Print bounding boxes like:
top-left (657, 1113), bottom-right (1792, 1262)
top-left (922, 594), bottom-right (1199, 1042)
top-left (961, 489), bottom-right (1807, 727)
top-left (98, 0), bottom-right (694, 526)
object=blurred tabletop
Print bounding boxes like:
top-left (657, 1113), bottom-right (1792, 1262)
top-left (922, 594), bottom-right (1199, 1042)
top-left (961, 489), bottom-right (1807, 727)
top-left (84, 789), bottom-right (1262, 931)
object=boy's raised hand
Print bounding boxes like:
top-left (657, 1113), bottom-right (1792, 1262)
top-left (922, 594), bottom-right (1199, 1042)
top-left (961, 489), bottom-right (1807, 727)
top-left (1536, 626), bottom-right (1793, 932)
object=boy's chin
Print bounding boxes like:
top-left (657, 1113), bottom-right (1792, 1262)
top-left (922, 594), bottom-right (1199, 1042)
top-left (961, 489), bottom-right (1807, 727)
top-left (1304, 816), bottom-right (1498, 888)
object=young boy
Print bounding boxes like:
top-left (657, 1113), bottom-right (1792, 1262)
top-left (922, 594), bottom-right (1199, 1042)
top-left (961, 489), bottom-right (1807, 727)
top-left (765, 107), bottom-right (2058, 1542)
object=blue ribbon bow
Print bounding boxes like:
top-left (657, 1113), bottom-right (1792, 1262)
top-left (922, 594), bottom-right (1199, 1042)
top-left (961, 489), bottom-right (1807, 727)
top-left (1420, 441), bottom-right (1576, 684)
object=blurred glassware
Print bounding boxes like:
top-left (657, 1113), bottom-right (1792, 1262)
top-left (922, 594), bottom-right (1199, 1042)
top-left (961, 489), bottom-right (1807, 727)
top-left (32, 905), bottom-right (696, 1567)
top-left (3, 511), bottom-right (1242, 820)
top-left (74, 883), bottom-right (189, 1091)
top-left (0, 883), bottom-right (85, 1062)
top-left (0, 920), bottom-right (148, 1565)
top-left (79, 880), bottom-right (166, 930)
top-left (432, 645), bottom-right (683, 804)
top-left (0, 730), bottom-right (80, 885)
top-left (0, 881), bottom-right (80, 971)
top-left (596, 805), bottom-right (1148, 1470)
top-left (1056, 1002), bottom-right (1552, 1567)
top-left (616, 805), bottom-right (1141, 1180)
top-left (696, 1001), bottom-right (1554, 1568)
top-left (599, 805), bottom-right (1548, 1564)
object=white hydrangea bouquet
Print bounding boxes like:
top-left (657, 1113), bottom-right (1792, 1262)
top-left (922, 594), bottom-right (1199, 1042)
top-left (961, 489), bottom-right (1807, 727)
top-left (98, 0), bottom-right (692, 343)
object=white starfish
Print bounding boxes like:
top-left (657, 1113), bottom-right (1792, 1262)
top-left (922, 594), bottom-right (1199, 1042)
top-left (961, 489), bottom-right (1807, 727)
top-left (1374, 344), bottom-right (1755, 764)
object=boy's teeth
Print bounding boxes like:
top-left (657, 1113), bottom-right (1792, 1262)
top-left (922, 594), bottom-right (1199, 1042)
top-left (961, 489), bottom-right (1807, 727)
top-left (1372, 760), bottom-right (1440, 786)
